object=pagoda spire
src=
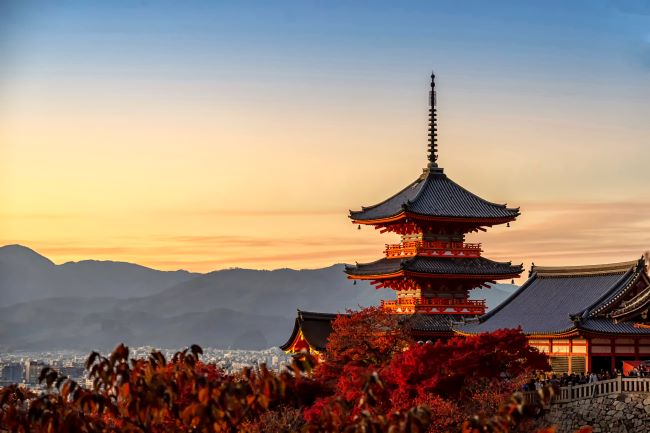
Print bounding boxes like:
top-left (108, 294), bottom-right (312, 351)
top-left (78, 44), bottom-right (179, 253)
top-left (427, 72), bottom-right (439, 170)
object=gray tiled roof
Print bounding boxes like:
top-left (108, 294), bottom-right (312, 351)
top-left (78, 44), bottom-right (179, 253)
top-left (345, 256), bottom-right (522, 277)
top-left (350, 169), bottom-right (519, 221)
top-left (404, 314), bottom-right (458, 332)
top-left (281, 311), bottom-right (470, 352)
top-left (578, 319), bottom-right (650, 335)
top-left (280, 310), bottom-right (338, 351)
top-left (456, 259), bottom-right (646, 335)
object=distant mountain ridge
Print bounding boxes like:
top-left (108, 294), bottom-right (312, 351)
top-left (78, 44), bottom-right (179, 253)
top-left (0, 244), bottom-right (197, 306)
top-left (0, 245), bottom-right (518, 351)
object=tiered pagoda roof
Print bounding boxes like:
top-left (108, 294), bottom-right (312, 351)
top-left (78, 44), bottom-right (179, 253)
top-left (350, 169), bottom-right (520, 225)
top-left (345, 256), bottom-right (522, 279)
top-left (344, 72), bottom-right (521, 318)
top-left (456, 258), bottom-right (650, 336)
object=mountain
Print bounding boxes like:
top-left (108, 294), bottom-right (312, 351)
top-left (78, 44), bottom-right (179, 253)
top-left (123, 265), bottom-right (391, 319)
top-left (0, 245), bottom-right (518, 352)
top-left (0, 298), bottom-right (287, 351)
top-left (0, 245), bottom-right (197, 307)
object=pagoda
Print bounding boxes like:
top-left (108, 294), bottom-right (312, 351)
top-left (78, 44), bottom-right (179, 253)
top-left (282, 74), bottom-right (650, 368)
top-left (281, 73), bottom-right (524, 354)
top-left (344, 73), bottom-right (522, 323)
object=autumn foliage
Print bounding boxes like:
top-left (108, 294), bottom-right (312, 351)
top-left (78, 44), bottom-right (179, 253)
top-left (0, 307), bottom-right (591, 433)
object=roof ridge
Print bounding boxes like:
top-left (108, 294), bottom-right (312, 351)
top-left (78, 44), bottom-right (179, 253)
top-left (533, 259), bottom-right (640, 277)
top-left (350, 175), bottom-right (425, 215)
top-left (575, 267), bottom-right (637, 318)
top-left (585, 265), bottom-right (649, 318)
top-left (344, 256), bottom-right (399, 269)
top-left (403, 170), bottom-right (444, 210)
top-left (442, 174), bottom-right (519, 213)
top-left (297, 310), bottom-right (340, 319)
top-left (477, 271), bottom-right (538, 323)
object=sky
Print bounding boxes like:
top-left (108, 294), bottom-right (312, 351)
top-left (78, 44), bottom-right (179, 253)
top-left (1, 0), bottom-right (649, 277)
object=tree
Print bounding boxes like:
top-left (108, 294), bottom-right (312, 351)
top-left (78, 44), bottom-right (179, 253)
top-left (316, 306), bottom-right (413, 386)
top-left (383, 328), bottom-right (550, 427)
top-left (0, 310), bottom-right (588, 433)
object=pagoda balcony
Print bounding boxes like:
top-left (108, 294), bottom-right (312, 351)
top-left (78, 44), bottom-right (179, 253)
top-left (380, 298), bottom-right (486, 315)
top-left (384, 241), bottom-right (482, 258)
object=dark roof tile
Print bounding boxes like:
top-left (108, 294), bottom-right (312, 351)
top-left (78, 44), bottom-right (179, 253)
top-left (345, 256), bottom-right (522, 277)
top-left (350, 170), bottom-right (519, 221)
top-left (456, 259), bottom-right (645, 335)
top-left (280, 310), bottom-right (338, 352)
top-left (404, 314), bottom-right (457, 332)
top-left (578, 319), bottom-right (650, 335)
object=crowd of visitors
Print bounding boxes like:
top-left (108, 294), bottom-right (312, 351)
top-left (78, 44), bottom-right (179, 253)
top-left (522, 371), bottom-right (618, 391)
top-left (522, 363), bottom-right (650, 391)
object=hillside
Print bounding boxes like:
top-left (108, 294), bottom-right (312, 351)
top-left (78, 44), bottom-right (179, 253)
top-left (0, 245), bottom-right (197, 306)
top-left (0, 245), bottom-right (517, 351)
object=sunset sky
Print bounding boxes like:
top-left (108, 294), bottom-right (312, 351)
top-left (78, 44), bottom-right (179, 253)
top-left (1, 1), bottom-right (649, 276)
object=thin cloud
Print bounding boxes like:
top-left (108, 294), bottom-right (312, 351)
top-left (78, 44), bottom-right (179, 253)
top-left (482, 200), bottom-right (650, 267)
top-left (5, 200), bottom-right (650, 273)
top-left (163, 208), bottom-right (344, 217)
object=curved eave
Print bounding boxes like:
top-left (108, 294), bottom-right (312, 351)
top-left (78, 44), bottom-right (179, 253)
top-left (575, 326), bottom-right (650, 337)
top-left (345, 270), bottom-right (522, 281)
top-left (610, 279), bottom-right (650, 321)
top-left (351, 210), bottom-right (519, 226)
top-left (406, 270), bottom-right (521, 280)
top-left (411, 330), bottom-right (456, 338)
top-left (345, 271), bottom-right (404, 280)
top-left (454, 326), bottom-right (580, 338)
top-left (279, 317), bottom-right (302, 351)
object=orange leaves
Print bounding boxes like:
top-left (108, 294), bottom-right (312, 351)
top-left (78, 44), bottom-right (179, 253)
top-left (1, 343), bottom-right (298, 433)
top-left (318, 307), bottom-right (412, 387)
top-left (198, 387), bottom-right (210, 405)
top-left (0, 332), bottom-right (569, 433)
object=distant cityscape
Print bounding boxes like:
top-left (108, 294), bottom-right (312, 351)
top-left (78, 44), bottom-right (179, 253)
top-left (0, 347), bottom-right (292, 390)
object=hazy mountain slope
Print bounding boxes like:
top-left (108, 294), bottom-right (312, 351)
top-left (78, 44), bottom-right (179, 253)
top-left (0, 245), bottom-right (519, 351)
top-left (0, 298), bottom-right (286, 351)
top-left (124, 265), bottom-right (392, 319)
top-left (0, 245), bottom-right (197, 306)
top-left (126, 266), bottom-right (517, 319)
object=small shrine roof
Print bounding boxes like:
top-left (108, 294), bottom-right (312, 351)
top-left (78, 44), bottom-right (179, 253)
top-left (456, 258), bottom-right (650, 336)
top-left (345, 256), bottom-right (522, 278)
top-left (280, 310), bottom-right (338, 352)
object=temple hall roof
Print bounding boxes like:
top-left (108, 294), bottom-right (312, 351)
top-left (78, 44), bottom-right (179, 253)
top-left (281, 311), bottom-right (467, 353)
top-left (280, 310), bottom-right (338, 352)
top-left (456, 258), bottom-right (650, 336)
top-left (349, 169), bottom-right (520, 223)
top-left (345, 256), bottom-right (523, 278)
top-left (404, 313), bottom-right (457, 333)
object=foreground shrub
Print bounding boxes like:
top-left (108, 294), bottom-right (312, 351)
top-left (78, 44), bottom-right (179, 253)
top-left (0, 308), bottom-right (593, 433)
top-left (0, 343), bottom-right (432, 433)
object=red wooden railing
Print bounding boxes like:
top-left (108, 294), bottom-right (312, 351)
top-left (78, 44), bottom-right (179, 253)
top-left (380, 298), bottom-right (486, 315)
top-left (384, 241), bottom-right (482, 258)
